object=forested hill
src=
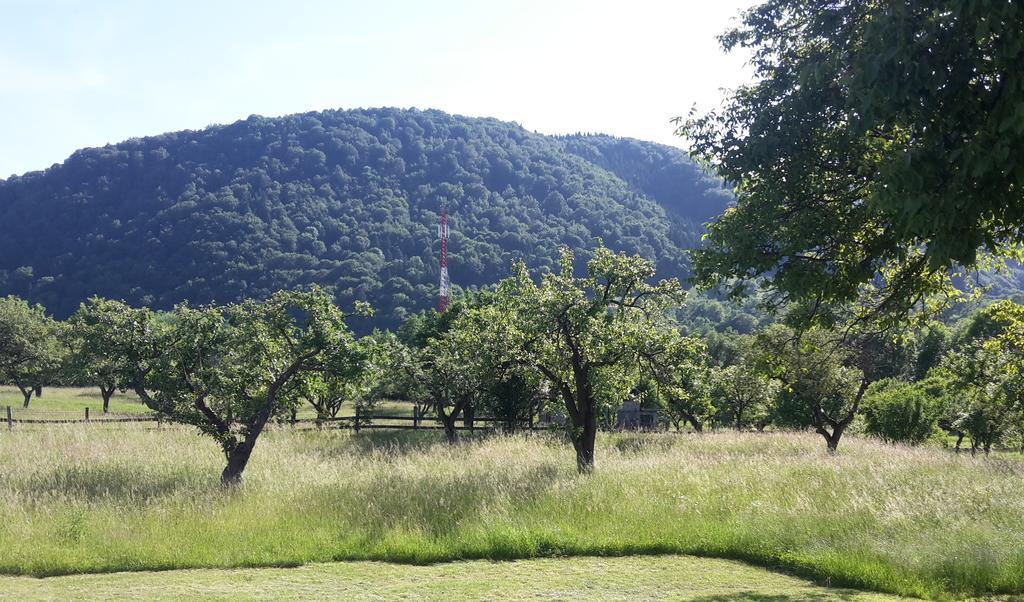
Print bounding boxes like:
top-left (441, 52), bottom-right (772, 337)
top-left (0, 107), bottom-right (730, 330)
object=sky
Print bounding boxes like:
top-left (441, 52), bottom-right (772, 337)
top-left (0, 0), bottom-right (755, 178)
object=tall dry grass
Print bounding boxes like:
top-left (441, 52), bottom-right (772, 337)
top-left (0, 426), bottom-right (1020, 600)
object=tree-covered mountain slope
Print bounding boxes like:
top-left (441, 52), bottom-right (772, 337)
top-left (0, 107), bottom-right (730, 330)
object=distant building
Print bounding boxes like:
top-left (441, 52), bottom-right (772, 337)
top-left (616, 400), bottom-right (658, 430)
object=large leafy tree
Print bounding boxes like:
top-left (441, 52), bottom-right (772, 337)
top-left (388, 330), bottom-right (481, 444)
top-left (64, 298), bottom-right (167, 408)
top-left (390, 300), bottom-right (484, 443)
top-left (941, 300), bottom-right (1024, 454)
top-left (711, 363), bottom-right (779, 432)
top-left (860, 379), bottom-right (945, 446)
top-left (132, 288), bottom-right (369, 485)
top-left (478, 245), bottom-right (684, 472)
top-left (637, 329), bottom-right (713, 432)
top-left (681, 0), bottom-right (1024, 322)
top-left (758, 320), bottom-right (909, 452)
top-left (66, 297), bottom-right (145, 413)
top-left (0, 296), bottom-right (64, 408)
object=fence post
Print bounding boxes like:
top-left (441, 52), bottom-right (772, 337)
top-left (354, 406), bottom-right (361, 433)
top-left (413, 405), bottom-right (419, 430)
top-left (6, 406), bottom-right (12, 430)
top-left (85, 407), bottom-right (90, 422)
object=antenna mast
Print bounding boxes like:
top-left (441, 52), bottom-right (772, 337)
top-left (438, 208), bottom-right (450, 312)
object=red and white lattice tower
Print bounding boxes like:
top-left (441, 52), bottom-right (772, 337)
top-left (438, 208), bottom-right (450, 312)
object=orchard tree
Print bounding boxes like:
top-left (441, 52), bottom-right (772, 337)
top-left (919, 367), bottom-right (971, 451)
top-left (63, 297), bottom-right (166, 408)
top-left (387, 331), bottom-right (479, 444)
top-left (478, 246), bottom-right (684, 472)
top-left (681, 0), bottom-right (1024, 324)
top-left (759, 325), bottom-right (867, 452)
top-left (66, 298), bottom-right (137, 412)
top-left (133, 288), bottom-right (369, 485)
top-left (638, 329), bottom-right (713, 432)
top-left (299, 333), bottom-right (387, 427)
top-left (941, 301), bottom-right (1024, 454)
top-left (861, 379), bottom-right (945, 445)
top-left (711, 363), bottom-right (778, 431)
top-left (0, 296), bottom-right (64, 408)
top-left (390, 300), bottom-right (483, 443)
top-left (480, 372), bottom-right (542, 434)
top-left (758, 319), bottom-right (910, 453)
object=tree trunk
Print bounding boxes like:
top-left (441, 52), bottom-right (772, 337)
top-left (814, 379), bottom-right (867, 455)
top-left (18, 385), bottom-right (32, 409)
top-left (955, 432), bottom-right (964, 452)
top-left (817, 423), bottom-right (847, 454)
top-left (684, 411), bottom-right (703, 433)
top-left (735, 407), bottom-right (743, 431)
top-left (220, 440), bottom-right (256, 487)
top-left (825, 430), bottom-right (842, 454)
top-left (100, 385), bottom-right (114, 413)
top-left (571, 405), bottom-right (598, 474)
top-left (441, 414), bottom-right (458, 444)
top-left (34, 385), bottom-right (42, 398)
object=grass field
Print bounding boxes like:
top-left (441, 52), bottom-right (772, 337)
top-left (0, 386), bottom-right (149, 417)
top-left (0, 423), bottom-right (1021, 600)
top-left (0, 386), bottom-right (415, 421)
top-left (0, 554), bottom-right (908, 601)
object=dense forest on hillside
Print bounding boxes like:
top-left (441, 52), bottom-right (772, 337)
top-left (0, 108), bottom-right (730, 330)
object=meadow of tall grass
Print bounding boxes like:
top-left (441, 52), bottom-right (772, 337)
top-left (0, 426), bottom-right (1020, 600)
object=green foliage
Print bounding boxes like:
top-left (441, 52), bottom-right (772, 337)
top-left (126, 287), bottom-right (370, 483)
top-left (0, 108), bottom-right (728, 331)
top-left (65, 297), bottom-right (167, 407)
top-left (0, 296), bottom-right (64, 403)
top-left (473, 244), bottom-right (685, 470)
top-left (682, 0), bottom-right (1024, 324)
top-left (756, 323), bottom-right (871, 449)
top-left (479, 373), bottom-right (542, 434)
top-left (861, 379), bottom-right (945, 445)
top-left (940, 300), bottom-right (1024, 452)
top-left (385, 301), bottom-right (490, 441)
top-left (637, 328), bottom-right (713, 432)
top-left (711, 362), bottom-right (778, 431)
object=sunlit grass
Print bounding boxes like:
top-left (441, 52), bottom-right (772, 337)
top-left (0, 386), bottom-right (148, 417)
top-left (0, 426), bottom-right (1020, 600)
top-left (0, 554), bottom-right (905, 601)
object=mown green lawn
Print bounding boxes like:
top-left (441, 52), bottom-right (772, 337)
top-left (0, 554), bottom-right (909, 601)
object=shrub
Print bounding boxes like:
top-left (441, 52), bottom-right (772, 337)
top-left (861, 380), bottom-right (943, 445)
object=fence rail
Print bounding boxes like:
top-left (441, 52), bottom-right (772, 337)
top-left (4, 405), bottom-right (554, 432)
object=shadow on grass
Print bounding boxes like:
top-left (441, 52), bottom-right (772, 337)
top-left (612, 433), bottom-right (679, 455)
top-left (298, 428), bottom-right (540, 459)
top-left (17, 465), bottom-right (207, 502)
top-left (688, 592), bottom-right (870, 602)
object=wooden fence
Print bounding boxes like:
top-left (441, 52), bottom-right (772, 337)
top-left (4, 405), bottom-right (552, 432)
